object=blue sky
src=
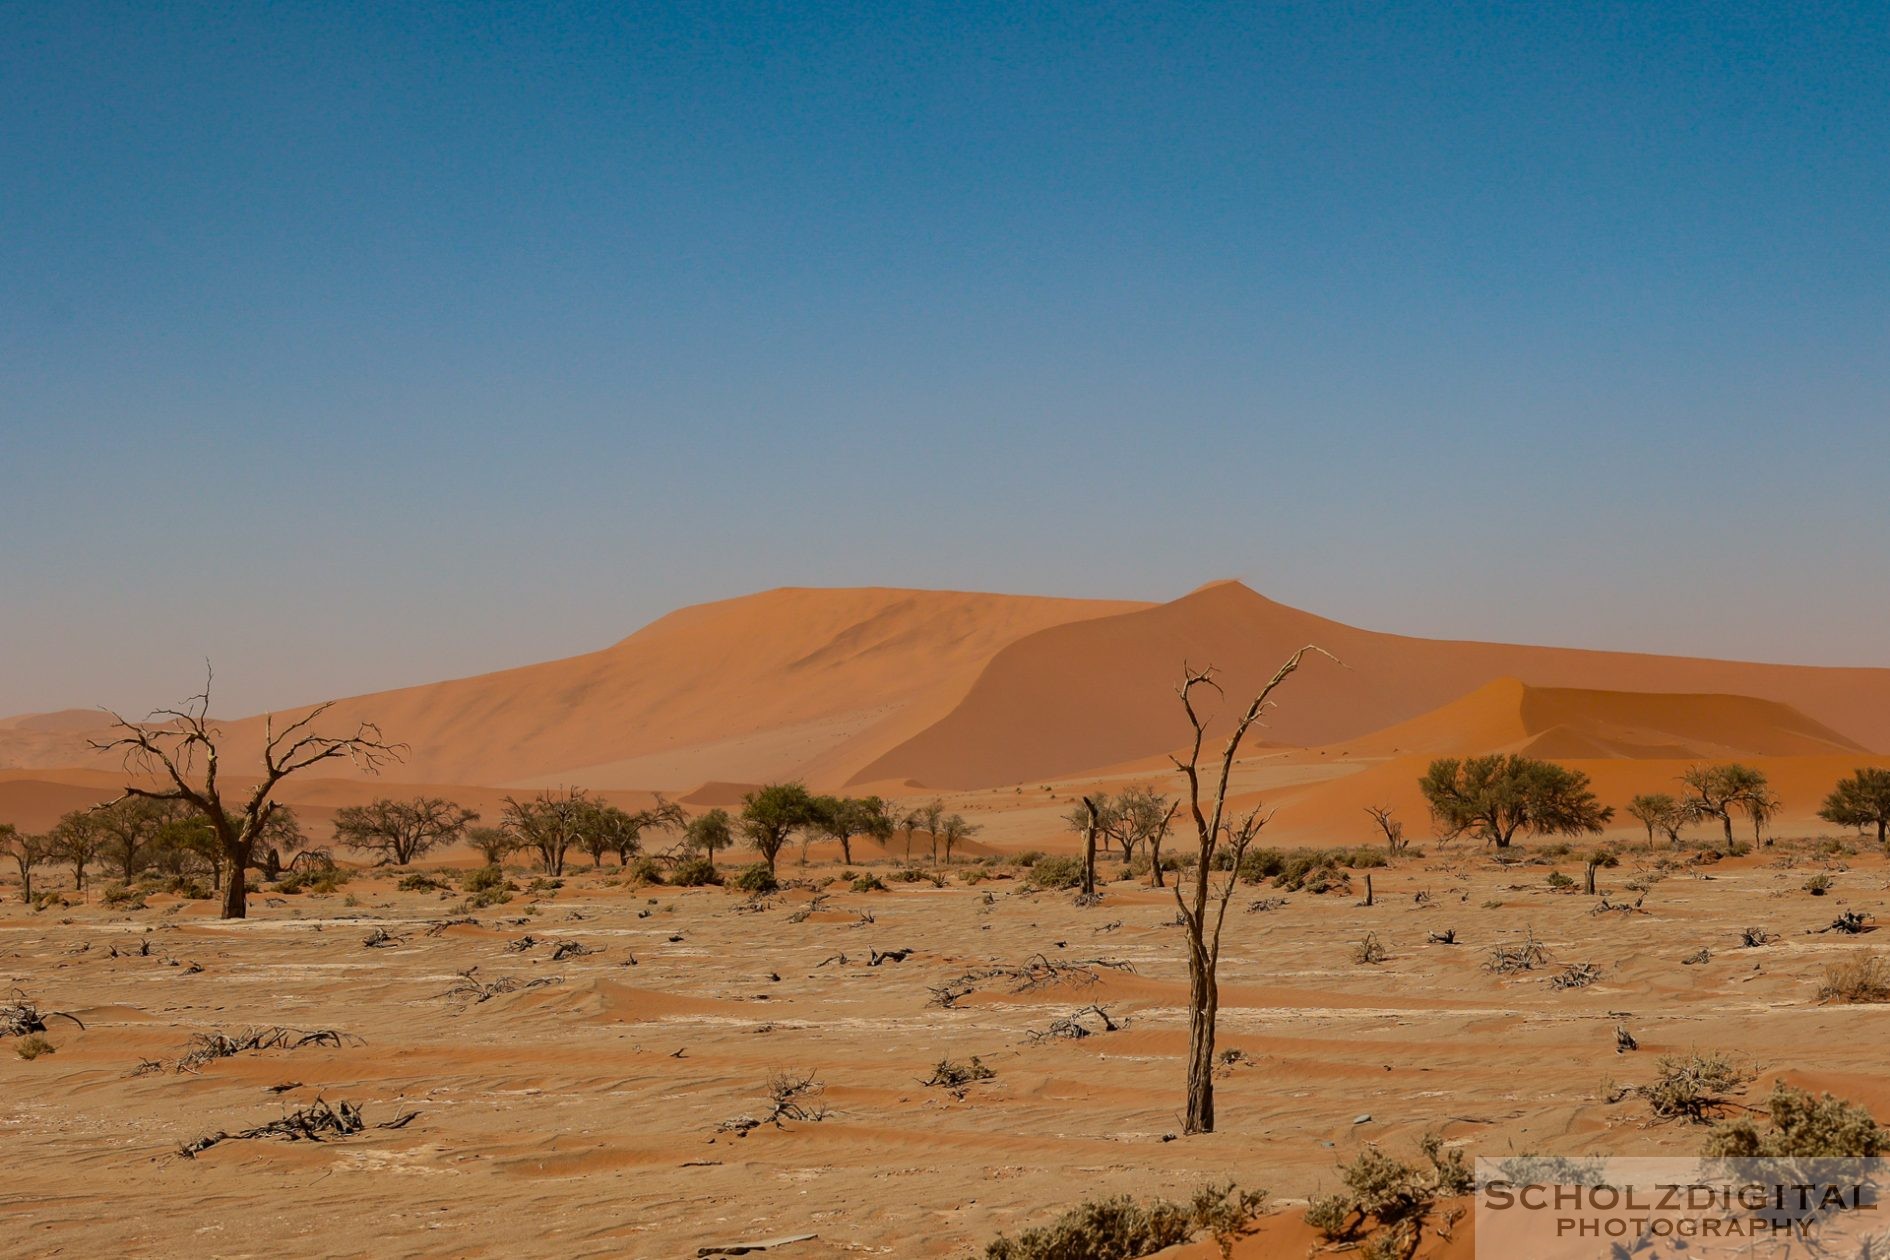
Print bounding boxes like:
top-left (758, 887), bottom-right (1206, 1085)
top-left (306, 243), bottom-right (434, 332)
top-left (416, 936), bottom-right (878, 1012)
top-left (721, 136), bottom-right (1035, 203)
top-left (4, 2), bottom-right (1887, 716)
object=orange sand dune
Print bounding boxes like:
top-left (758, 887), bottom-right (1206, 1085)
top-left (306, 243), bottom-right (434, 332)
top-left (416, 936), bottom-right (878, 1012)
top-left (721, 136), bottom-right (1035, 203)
top-left (855, 580), bottom-right (1890, 788)
top-left (0, 587), bottom-right (1144, 790)
top-left (10, 580), bottom-right (1890, 801)
top-left (1343, 677), bottom-right (1866, 761)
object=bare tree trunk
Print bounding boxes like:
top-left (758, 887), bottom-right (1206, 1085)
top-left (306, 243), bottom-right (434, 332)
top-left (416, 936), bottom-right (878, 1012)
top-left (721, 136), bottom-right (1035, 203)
top-left (221, 841), bottom-right (248, 919)
top-left (1363, 872), bottom-right (1374, 906)
top-left (1150, 832), bottom-right (1165, 888)
top-left (1584, 861), bottom-right (1598, 895)
top-left (1183, 944), bottom-right (1217, 1132)
top-left (1080, 797), bottom-right (1100, 900)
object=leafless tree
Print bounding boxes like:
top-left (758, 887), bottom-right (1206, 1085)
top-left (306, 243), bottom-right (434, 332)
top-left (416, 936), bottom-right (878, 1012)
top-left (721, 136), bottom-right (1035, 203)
top-left (91, 671), bottom-right (403, 919)
top-left (1078, 796), bottom-right (1102, 899)
top-left (1171, 646), bottom-right (1331, 1135)
top-left (1, 824), bottom-right (50, 903)
top-left (1365, 804), bottom-right (1407, 853)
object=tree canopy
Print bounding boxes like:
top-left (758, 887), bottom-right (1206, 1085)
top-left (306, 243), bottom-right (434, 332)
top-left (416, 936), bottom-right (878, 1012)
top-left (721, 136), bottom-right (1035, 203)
top-left (1419, 754), bottom-right (1613, 849)
top-left (1820, 768), bottom-right (1890, 846)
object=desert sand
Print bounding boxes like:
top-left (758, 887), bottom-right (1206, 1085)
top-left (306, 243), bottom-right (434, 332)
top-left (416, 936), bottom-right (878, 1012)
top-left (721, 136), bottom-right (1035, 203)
top-left (7, 843), bottom-right (1889, 1257)
top-left (6, 582), bottom-right (1890, 1258)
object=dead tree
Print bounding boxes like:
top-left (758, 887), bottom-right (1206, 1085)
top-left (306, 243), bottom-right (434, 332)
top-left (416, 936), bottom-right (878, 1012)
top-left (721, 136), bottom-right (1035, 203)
top-left (1079, 796), bottom-right (1102, 901)
top-left (1365, 804), bottom-right (1406, 854)
top-left (1171, 646), bottom-right (1331, 1135)
top-left (91, 670), bottom-right (403, 919)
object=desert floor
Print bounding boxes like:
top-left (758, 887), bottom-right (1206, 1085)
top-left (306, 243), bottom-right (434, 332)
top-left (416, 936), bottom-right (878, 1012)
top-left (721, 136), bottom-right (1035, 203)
top-left (5, 842), bottom-right (1889, 1259)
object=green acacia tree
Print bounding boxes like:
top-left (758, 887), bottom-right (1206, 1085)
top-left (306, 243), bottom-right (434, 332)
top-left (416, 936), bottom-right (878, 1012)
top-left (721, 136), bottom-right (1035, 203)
top-left (1820, 768), bottom-right (1890, 846)
top-left (1678, 764), bottom-right (1771, 848)
top-left (1419, 754), bottom-right (1613, 849)
top-left (740, 783), bottom-right (816, 874)
top-left (684, 808), bottom-right (734, 870)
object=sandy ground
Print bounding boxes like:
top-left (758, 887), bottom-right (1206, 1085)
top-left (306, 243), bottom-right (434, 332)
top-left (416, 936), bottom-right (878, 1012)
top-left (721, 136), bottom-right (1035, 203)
top-left (6, 839), bottom-right (1890, 1259)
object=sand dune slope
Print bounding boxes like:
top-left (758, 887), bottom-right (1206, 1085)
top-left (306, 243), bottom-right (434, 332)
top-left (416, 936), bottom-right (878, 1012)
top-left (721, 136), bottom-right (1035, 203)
top-left (0, 587), bottom-right (1145, 789)
top-left (855, 581), bottom-right (1890, 788)
top-left (1343, 677), bottom-right (1868, 761)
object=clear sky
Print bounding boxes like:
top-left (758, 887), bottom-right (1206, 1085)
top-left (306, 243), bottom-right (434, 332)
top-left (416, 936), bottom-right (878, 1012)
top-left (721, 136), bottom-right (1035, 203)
top-left (4, 2), bottom-right (1887, 717)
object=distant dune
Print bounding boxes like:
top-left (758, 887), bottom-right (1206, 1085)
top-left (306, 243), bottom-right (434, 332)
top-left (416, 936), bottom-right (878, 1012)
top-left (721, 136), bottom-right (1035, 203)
top-left (7, 580), bottom-right (1889, 801)
top-left (1339, 677), bottom-right (1867, 761)
top-left (0, 587), bottom-right (1145, 789)
top-left (855, 581), bottom-right (1890, 788)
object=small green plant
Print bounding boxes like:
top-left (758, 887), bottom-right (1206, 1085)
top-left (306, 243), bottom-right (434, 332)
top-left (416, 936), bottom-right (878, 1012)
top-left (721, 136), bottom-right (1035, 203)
top-left (732, 863), bottom-right (779, 894)
top-left (1545, 870), bottom-right (1575, 891)
top-left (850, 873), bottom-right (886, 893)
top-left (398, 872), bottom-right (447, 892)
top-left (1803, 872), bottom-right (1835, 896)
top-left (462, 865), bottom-right (507, 893)
top-left (1010, 850), bottom-right (1044, 868)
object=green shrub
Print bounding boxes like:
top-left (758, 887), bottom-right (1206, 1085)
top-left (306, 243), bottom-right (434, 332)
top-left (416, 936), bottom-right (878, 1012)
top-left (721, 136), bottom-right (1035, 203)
top-left (1011, 850), bottom-right (1045, 868)
top-left (626, 856), bottom-right (665, 886)
top-left (731, 863), bottom-right (778, 894)
top-left (985, 1183), bottom-right (1264, 1260)
top-left (398, 872), bottom-right (448, 892)
top-left (1026, 855), bottom-right (1085, 891)
top-left (461, 866), bottom-right (508, 893)
top-left (670, 858), bottom-right (722, 887)
top-left (1705, 1083), bottom-right (1884, 1158)
top-left (1803, 872), bottom-right (1835, 896)
top-left (1546, 870), bottom-right (1575, 890)
top-left (99, 883), bottom-right (146, 909)
top-left (1307, 1135), bottom-right (1470, 1245)
top-left (851, 873), bottom-right (887, 893)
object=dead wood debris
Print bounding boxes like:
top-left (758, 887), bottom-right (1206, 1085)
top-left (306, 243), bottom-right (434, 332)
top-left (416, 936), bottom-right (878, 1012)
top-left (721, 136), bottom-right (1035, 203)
top-left (0, 992), bottom-right (85, 1038)
top-left (436, 966), bottom-right (562, 1004)
top-left (1548, 962), bottom-right (1602, 991)
top-left (176, 1026), bottom-right (363, 1073)
top-left (178, 1097), bottom-right (419, 1158)
top-left (1026, 1004), bottom-right (1125, 1042)
top-left (927, 954), bottom-right (1134, 1009)
top-left (921, 1055), bottom-right (995, 1097)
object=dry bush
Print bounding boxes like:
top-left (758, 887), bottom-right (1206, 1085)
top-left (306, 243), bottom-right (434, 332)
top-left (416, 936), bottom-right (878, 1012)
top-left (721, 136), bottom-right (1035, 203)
top-left (179, 1097), bottom-right (418, 1158)
top-left (1352, 932), bottom-right (1388, 965)
top-left (1818, 953), bottom-right (1890, 1004)
top-left (1803, 872), bottom-right (1836, 896)
top-left (14, 1033), bottom-right (54, 1060)
top-left (1486, 929), bottom-right (1551, 974)
top-left (1638, 1052), bottom-right (1751, 1122)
